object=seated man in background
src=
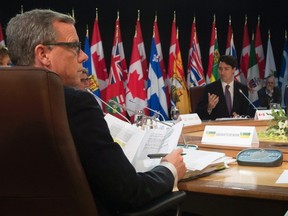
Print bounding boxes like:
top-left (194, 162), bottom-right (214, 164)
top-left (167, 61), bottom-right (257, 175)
top-left (257, 75), bottom-right (282, 109)
top-left (196, 55), bottom-right (250, 120)
top-left (6, 9), bottom-right (186, 215)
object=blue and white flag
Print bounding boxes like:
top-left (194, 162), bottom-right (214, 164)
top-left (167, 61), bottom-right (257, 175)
top-left (147, 37), bottom-right (169, 120)
top-left (278, 36), bottom-right (288, 107)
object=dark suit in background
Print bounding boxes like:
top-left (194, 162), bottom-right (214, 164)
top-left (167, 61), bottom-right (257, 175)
top-left (257, 87), bottom-right (282, 109)
top-left (196, 80), bottom-right (250, 120)
top-left (64, 87), bottom-right (174, 215)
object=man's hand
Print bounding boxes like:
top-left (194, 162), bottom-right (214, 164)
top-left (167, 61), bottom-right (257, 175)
top-left (162, 148), bottom-right (187, 180)
top-left (207, 93), bottom-right (219, 113)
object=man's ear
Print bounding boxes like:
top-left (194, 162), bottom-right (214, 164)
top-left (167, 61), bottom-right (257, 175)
top-left (34, 44), bottom-right (51, 67)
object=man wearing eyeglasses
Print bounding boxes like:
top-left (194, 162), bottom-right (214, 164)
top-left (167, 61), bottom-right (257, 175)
top-left (257, 75), bottom-right (282, 109)
top-left (6, 9), bottom-right (186, 215)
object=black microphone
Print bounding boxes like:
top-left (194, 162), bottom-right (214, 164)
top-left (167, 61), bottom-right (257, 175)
top-left (128, 99), bottom-right (165, 121)
top-left (239, 89), bottom-right (258, 110)
top-left (85, 88), bottom-right (132, 124)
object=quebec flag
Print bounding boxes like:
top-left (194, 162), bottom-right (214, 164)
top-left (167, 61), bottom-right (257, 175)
top-left (147, 37), bottom-right (169, 120)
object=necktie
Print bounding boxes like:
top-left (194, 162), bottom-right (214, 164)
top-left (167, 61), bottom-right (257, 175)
top-left (225, 85), bottom-right (232, 115)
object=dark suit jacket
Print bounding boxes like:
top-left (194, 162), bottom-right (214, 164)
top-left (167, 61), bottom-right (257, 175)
top-left (196, 80), bottom-right (249, 120)
top-left (257, 87), bottom-right (282, 109)
top-left (64, 87), bottom-right (174, 215)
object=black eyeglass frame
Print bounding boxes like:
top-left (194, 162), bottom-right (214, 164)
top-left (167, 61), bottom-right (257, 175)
top-left (42, 42), bottom-right (82, 54)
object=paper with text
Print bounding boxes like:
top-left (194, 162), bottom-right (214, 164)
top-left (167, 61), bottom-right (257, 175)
top-left (105, 114), bottom-right (145, 162)
top-left (104, 114), bottom-right (184, 171)
top-left (133, 121), bottom-right (184, 172)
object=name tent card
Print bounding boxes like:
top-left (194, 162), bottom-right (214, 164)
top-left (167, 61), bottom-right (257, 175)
top-left (254, 110), bottom-right (274, 120)
top-left (254, 109), bottom-right (283, 120)
top-left (179, 113), bottom-right (202, 126)
top-left (201, 125), bottom-right (259, 147)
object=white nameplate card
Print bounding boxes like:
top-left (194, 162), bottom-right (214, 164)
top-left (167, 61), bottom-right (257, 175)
top-left (254, 109), bottom-right (283, 120)
top-left (254, 110), bottom-right (274, 120)
top-left (201, 125), bottom-right (259, 147)
top-left (179, 113), bottom-right (202, 126)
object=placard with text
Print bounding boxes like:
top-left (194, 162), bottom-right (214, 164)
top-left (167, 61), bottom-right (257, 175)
top-left (201, 125), bottom-right (259, 147)
top-left (179, 113), bottom-right (202, 126)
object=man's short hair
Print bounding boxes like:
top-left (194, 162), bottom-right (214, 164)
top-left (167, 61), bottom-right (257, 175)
top-left (218, 55), bottom-right (237, 68)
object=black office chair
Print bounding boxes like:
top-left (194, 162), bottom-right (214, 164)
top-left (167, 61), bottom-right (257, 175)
top-left (121, 191), bottom-right (186, 216)
top-left (0, 67), bottom-right (186, 216)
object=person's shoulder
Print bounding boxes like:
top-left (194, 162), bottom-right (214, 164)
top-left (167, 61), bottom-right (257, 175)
top-left (234, 81), bottom-right (247, 88)
top-left (64, 86), bottom-right (92, 101)
top-left (274, 86), bottom-right (281, 92)
top-left (257, 87), bottom-right (265, 93)
top-left (205, 80), bottom-right (220, 89)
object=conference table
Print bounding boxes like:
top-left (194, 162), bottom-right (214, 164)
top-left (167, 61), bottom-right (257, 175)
top-left (178, 119), bottom-right (288, 216)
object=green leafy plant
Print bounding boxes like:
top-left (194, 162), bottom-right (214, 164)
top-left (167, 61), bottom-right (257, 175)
top-left (263, 109), bottom-right (288, 140)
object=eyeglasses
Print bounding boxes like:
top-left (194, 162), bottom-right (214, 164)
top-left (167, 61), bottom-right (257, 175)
top-left (43, 41), bottom-right (82, 54)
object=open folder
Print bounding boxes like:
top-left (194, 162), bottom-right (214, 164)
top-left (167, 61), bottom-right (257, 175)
top-left (104, 114), bottom-right (234, 180)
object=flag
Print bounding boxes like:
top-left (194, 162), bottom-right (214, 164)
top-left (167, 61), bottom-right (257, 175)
top-left (0, 22), bottom-right (5, 46)
top-left (225, 16), bottom-right (233, 55)
top-left (104, 13), bottom-right (127, 120)
top-left (187, 16), bottom-right (205, 87)
top-left (135, 10), bottom-right (148, 87)
top-left (167, 14), bottom-right (190, 114)
top-left (279, 31), bottom-right (288, 107)
top-left (90, 9), bottom-right (108, 92)
top-left (154, 14), bottom-right (169, 110)
top-left (111, 12), bottom-right (128, 86)
top-left (229, 33), bottom-right (243, 82)
top-left (255, 16), bottom-right (265, 80)
top-left (147, 35), bottom-right (169, 120)
top-left (125, 18), bottom-right (148, 121)
top-left (83, 28), bottom-right (102, 108)
top-left (239, 15), bottom-right (250, 84)
top-left (206, 15), bottom-right (220, 84)
top-left (225, 16), bottom-right (243, 82)
top-left (247, 33), bottom-right (261, 106)
top-left (264, 30), bottom-right (277, 84)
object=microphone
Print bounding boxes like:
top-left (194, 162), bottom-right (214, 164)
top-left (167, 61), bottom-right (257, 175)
top-left (85, 88), bottom-right (132, 124)
top-left (239, 89), bottom-right (258, 110)
top-left (128, 99), bottom-right (165, 121)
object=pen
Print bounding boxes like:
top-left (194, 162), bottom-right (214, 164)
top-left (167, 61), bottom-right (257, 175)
top-left (147, 153), bottom-right (186, 159)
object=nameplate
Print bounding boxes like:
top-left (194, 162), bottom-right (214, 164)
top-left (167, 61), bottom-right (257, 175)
top-left (254, 110), bottom-right (274, 120)
top-left (179, 113), bottom-right (202, 126)
top-left (201, 125), bottom-right (259, 147)
top-left (254, 109), bottom-right (283, 120)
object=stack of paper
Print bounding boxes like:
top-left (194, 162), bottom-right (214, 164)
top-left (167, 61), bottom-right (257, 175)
top-left (181, 148), bottom-right (235, 181)
top-left (104, 113), bottom-right (234, 180)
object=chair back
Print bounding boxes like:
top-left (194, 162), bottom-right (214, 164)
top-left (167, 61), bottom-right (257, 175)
top-left (189, 86), bottom-right (205, 113)
top-left (0, 67), bottom-right (98, 216)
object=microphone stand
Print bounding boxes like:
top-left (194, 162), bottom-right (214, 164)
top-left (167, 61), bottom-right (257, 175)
top-left (86, 88), bottom-right (132, 124)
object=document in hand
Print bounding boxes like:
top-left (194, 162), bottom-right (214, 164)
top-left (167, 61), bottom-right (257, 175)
top-left (104, 114), bottom-right (184, 172)
top-left (181, 148), bottom-right (234, 181)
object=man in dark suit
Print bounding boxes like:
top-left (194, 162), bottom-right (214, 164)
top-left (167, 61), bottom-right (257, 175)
top-left (196, 55), bottom-right (250, 120)
top-left (6, 9), bottom-right (186, 215)
top-left (257, 75), bottom-right (282, 109)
